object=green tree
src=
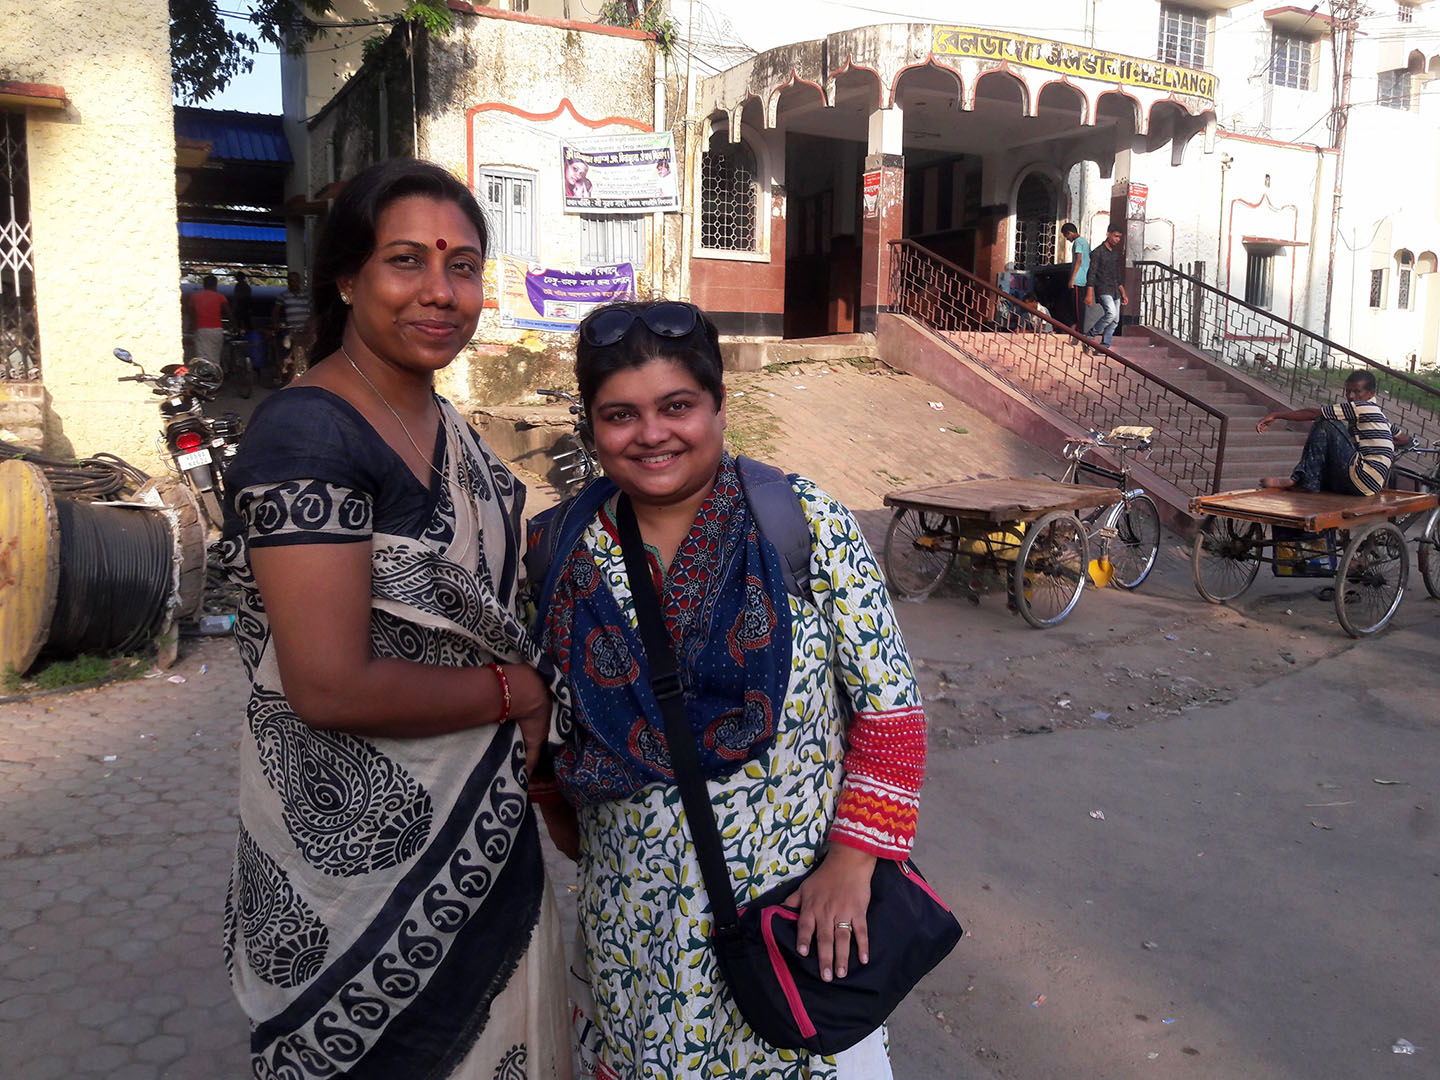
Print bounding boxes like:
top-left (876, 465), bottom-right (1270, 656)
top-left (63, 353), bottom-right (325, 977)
top-left (170, 1), bottom-right (453, 104)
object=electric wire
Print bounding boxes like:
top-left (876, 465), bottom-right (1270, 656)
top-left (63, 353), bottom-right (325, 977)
top-left (0, 443), bottom-right (150, 500)
top-left (47, 498), bottom-right (174, 656)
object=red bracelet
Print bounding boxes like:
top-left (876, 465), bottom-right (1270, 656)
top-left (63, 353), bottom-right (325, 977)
top-left (487, 662), bottom-right (511, 723)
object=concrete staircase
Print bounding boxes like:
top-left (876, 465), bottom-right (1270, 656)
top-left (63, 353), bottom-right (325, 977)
top-left (1106, 332), bottom-right (1308, 491)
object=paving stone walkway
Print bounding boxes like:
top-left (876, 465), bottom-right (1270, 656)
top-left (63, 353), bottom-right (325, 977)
top-left (0, 640), bottom-right (250, 1079)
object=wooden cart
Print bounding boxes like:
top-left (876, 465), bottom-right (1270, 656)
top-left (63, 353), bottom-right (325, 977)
top-left (1189, 487), bottom-right (1439, 637)
top-left (882, 478), bottom-right (1123, 628)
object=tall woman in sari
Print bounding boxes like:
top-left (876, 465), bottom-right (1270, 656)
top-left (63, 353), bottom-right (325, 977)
top-left (217, 159), bottom-right (570, 1080)
top-left (528, 301), bottom-right (928, 1079)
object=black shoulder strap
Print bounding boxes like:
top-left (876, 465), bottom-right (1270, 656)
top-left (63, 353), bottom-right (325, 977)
top-left (615, 495), bottom-right (742, 937)
top-left (734, 455), bottom-right (812, 603)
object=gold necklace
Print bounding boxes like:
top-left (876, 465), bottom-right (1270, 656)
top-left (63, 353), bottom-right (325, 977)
top-left (343, 345), bottom-right (446, 482)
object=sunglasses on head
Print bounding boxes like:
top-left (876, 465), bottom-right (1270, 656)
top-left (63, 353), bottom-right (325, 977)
top-left (579, 302), bottom-right (701, 348)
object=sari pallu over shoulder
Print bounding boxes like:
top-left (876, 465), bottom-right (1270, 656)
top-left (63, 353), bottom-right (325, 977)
top-left (219, 394), bottom-right (557, 1079)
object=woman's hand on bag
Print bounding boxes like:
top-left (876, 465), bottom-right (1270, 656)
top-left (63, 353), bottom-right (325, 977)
top-left (782, 844), bottom-right (877, 982)
top-left (503, 664), bottom-right (553, 775)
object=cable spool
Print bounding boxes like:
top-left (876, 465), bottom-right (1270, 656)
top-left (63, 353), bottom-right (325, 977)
top-left (0, 460), bottom-right (177, 673)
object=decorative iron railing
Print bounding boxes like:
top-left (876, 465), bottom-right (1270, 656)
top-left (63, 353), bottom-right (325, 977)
top-left (1136, 260), bottom-right (1440, 445)
top-left (0, 111), bottom-right (40, 381)
top-left (888, 240), bottom-right (1229, 496)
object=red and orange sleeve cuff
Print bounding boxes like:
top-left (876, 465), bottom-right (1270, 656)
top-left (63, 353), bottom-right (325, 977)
top-left (830, 704), bottom-right (927, 859)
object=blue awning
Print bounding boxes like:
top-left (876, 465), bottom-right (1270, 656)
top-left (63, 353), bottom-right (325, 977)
top-left (174, 107), bottom-right (292, 164)
top-left (178, 222), bottom-right (286, 242)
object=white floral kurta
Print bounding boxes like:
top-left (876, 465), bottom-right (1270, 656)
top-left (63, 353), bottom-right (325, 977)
top-left (570, 479), bottom-right (924, 1080)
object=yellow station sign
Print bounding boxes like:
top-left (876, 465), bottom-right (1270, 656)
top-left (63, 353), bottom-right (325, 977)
top-left (933, 25), bottom-right (1217, 103)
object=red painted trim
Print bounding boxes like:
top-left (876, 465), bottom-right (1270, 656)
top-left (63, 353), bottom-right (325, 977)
top-left (0, 80), bottom-right (67, 107)
top-left (888, 56), bottom-right (963, 109)
top-left (1034, 76), bottom-right (1090, 124)
top-left (447, 1), bottom-right (654, 40)
top-left (468, 99), bottom-right (651, 132)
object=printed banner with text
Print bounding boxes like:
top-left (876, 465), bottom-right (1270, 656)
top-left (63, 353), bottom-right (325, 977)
top-left (562, 133), bottom-right (679, 214)
top-left (498, 256), bottom-right (637, 332)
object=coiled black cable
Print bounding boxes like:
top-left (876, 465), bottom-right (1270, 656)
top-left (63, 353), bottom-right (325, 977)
top-left (48, 499), bottom-right (173, 655)
top-left (0, 442), bottom-right (150, 499)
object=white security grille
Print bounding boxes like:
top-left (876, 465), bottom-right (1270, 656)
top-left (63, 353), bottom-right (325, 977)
top-left (479, 170), bottom-right (536, 259)
top-left (0, 111), bottom-right (40, 380)
top-left (1244, 253), bottom-right (1274, 309)
top-left (581, 215), bottom-right (644, 268)
top-left (1158, 5), bottom-right (1208, 70)
top-left (1378, 69), bottom-right (1413, 110)
top-left (700, 139), bottom-right (758, 252)
top-left (1013, 173), bottom-right (1057, 271)
top-left (1270, 32), bottom-right (1314, 90)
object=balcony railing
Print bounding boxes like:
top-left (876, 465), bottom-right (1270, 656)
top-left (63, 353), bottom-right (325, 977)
top-left (1136, 260), bottom-right (1440, 445)
top-left (888, 240), bottom-right (1229, 496)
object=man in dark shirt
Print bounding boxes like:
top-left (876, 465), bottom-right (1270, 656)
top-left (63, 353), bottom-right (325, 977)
top-left (1084, 225), bottom-right (1128, 348)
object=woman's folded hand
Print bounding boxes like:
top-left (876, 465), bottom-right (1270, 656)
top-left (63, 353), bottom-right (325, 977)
top-left (782, 843), bottom-right (877, 983)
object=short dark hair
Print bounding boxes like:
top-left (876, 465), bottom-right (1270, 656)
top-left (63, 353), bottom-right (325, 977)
top-left (1346, 369), bottom-right (1377, 394)
top-left (1060, 223), bottom-right (1078, 237)
top-left (310, 158), bottom-right (489, 363)
top-left (575, 301), bottom-right (724, 411)
top-left (1106, 223), bottom-right (1123, 235)
top-left (233, 271), bottom-right (247, 282)
top-left (202, 274), bottom-right (218, 290)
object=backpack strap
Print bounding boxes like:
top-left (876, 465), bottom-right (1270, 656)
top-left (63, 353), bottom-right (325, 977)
top-left (734, 455), bottom-right (812, 604)
top-left (525, 476), bottom-right (618, 637)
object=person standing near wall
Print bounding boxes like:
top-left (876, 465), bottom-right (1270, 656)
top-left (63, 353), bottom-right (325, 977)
top-left (274, 270), bottom-right (313, 378)
top-left (1061, 222), bottom-right (1090, 331)
top-left (188, 274), bottom-right (229, 367)
top-left (1084, 225), bottom-right (1128, 348)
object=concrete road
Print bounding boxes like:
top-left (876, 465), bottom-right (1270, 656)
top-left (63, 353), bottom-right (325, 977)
top-left (2, 548), bottom-right (1437, 1078)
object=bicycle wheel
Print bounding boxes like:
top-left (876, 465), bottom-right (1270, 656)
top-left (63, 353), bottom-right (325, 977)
top-left (1191, 514), bottom-right (1264, 603)
top-left (227, 340), bottom-right (253, 399)
top-left (883, 509), bottom-right (956, 599)
top-left (1012, 510), bottom-right (1088, 628)
top-left (1103, 493), bottom-right (1161, 589)
top-left (1417, 509), bottom-right (1440, 600)
top-left (1334, 521), bottom-right (1408, 636)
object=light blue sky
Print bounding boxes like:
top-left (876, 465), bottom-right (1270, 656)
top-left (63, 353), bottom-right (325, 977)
top-left (175, 14), bottom-right (283, 115)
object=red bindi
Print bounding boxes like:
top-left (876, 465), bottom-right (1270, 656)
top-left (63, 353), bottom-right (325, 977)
top-left (436, 238), bottom-right (447, 250)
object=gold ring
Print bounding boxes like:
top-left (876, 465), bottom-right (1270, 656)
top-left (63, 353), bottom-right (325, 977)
top-left (836, 921), bottom-right (852, 931)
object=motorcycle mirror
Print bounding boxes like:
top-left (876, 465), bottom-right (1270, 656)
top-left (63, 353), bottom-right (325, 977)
top-left (114, 348), bottom-right (134, 364)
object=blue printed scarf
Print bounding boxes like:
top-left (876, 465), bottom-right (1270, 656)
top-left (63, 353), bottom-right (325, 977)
top-left (539, 455), bottom-right (793, 805)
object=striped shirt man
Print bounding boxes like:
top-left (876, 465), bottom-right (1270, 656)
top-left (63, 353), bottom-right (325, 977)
top-left (1320, 398), bottom-right (1396, 495)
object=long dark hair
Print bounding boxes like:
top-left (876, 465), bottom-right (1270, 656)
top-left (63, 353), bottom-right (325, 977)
top-left (310, 158), bottom-right (490, 363)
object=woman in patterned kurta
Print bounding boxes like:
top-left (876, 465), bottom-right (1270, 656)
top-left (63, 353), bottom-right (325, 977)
top-left (219, 160), bottom-right (570, 1080)
top-left (527, 302), bottom-right (928, 1080)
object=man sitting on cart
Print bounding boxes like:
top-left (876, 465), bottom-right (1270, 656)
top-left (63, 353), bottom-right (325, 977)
top-left (1256, 370), bottom-right (1409, 495)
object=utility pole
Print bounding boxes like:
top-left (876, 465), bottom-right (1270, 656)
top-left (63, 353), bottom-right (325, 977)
top-left (1321, 0), bottom-right (1360, 344)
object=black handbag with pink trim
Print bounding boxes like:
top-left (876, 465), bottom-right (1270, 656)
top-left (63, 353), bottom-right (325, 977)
top-left (616, 497), bottom-right (963, 1055)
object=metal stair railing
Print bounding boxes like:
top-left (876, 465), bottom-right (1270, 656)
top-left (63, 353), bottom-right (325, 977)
top-left (888, 239), bottom-right (1229, 496)
top-left (1136, 260), bottom-right (1440, 444)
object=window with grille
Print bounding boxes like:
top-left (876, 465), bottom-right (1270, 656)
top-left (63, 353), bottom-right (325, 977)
top-left (1370, 268), bottom-right (1386, 308)
top-left (1158, 5), bottom-right (1208, 70)
top-left (1012, 173), bottom-right (1058, 271)
top-left (478, 169), bottom-right (536, 259)
top-left (1244, 253), bottom-right (1274, 309)
top-left (1398, 267), bottom-right (1412, 309)
top-left (1399, 3), bottom-right (1415, 23)
top-left (700, 137), bottom-right (759, 253)
top-left (1270, 32), bottom-right (1315, 89)
top-left (0, 111), bottom-right (40, 380)
top-left (1378, 69), bottom-right (1413, 110)
top-left (581, 215), bottom-right (644, 269)
top-left (509, 0), bottom-right (529, 10)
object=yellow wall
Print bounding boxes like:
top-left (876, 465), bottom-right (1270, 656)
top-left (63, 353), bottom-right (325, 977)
top-left (5, 0), bottom-right (181, 468)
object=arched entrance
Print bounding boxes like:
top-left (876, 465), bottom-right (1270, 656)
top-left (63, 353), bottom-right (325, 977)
top-left (1013, 172), bottom-right (1059, 271)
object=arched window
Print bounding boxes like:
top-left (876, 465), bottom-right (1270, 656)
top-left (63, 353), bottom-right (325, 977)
top-left (1395, 248), bottom-right (1415, 311)
top-left (1013, 172), bottom-right (1058, 271)
top-left (700, 133), bottom-right (759, 253)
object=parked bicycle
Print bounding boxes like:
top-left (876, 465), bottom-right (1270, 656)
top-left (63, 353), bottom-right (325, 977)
top-left (1388, 439), bottom-right (1440, 598)
top-left (1056, 425), bottom-right (1163, 589)
top-left (537, 387), bottom-right (599, 490)
top-left (221, 332), bottom-right (254, 399)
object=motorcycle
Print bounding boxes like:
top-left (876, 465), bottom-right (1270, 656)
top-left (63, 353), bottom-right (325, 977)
top-left (114, 347), bottom-right (242, 529)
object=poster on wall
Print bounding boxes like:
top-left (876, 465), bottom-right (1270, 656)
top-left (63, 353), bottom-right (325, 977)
top-left (561, 133), bottom-right (679, 214)
top-left (862, 170), bottom-right (881, 218)
top-left (1126, 183), bottom-right (1148, 220)
top-left (497, 256), bottom-right (637, 332)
